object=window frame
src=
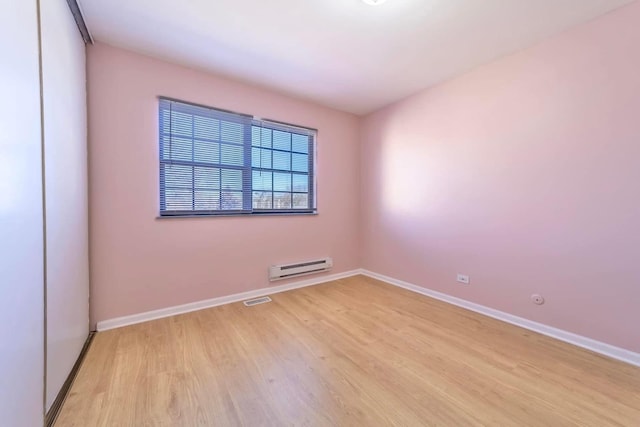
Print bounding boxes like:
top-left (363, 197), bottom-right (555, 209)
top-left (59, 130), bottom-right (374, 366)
top-left (158, 97), bottom-right (317, 218)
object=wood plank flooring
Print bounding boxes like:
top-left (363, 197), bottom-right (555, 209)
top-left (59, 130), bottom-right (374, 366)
top-left (56, 275), bottom-right (640, 426)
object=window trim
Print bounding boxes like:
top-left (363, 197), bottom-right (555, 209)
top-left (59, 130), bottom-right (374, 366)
top-left (158, 97), bottom-right (317, 217)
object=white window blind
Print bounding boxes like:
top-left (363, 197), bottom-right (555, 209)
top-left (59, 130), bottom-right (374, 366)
top-left (159, 98), bottom-right (316, 216)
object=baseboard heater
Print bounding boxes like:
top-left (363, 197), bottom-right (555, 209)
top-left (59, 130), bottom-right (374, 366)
top-left (269, 257), bottom-right (333, 281)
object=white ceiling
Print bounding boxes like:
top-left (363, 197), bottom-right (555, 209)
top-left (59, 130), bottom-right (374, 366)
top-left (78, 0), bottom-right (634, 115)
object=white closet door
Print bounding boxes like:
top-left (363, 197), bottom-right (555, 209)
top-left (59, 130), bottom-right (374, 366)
top-left (0, 0), bottom-right (46, 425)
top-left (41, 0), bottom-right (90, 410)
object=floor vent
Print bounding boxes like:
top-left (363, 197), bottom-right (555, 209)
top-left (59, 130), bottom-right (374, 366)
top-left (243, 296), bottom-right (272, 307)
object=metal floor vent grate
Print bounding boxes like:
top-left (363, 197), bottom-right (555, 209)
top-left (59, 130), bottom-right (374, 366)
top-left (243, 296), bottom-right (272, 307)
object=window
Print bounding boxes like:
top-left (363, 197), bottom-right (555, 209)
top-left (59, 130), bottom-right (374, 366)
top-left (159, 98), bottom-right (316, 216)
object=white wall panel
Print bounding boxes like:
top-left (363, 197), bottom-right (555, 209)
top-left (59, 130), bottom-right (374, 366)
top-left (0, 0), bottom-right (45, 425)
top-left (41, 0), bottom-right (90, 410)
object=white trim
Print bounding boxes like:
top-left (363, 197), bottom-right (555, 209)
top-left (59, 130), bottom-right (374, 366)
top-left (96, 269), bottom-right (362, 331)
top-left (361, 270), bottom-right (640, 367)
top-left (97, 268), bottom-right (640, 367)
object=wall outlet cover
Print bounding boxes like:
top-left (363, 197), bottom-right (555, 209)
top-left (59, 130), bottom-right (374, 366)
top-left (456, 274), bottom-right (470, 284)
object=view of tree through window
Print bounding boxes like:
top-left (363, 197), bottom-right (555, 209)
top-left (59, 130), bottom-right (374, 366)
top-left (159, 98), bottom-right (316, 216)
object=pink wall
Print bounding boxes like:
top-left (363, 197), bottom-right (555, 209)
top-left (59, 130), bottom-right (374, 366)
top-left (360, 3), bottom-right (640, 353)
top-left (87, 43), bottom-right (361, 327)
top-left (90, 3), bottom-right (640, 353)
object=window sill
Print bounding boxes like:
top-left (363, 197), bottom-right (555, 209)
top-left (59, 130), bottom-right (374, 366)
top-left (155, 212), bottom-right (318, 219)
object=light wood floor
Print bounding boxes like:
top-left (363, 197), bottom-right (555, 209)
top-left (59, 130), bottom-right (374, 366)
top-left (56, 275), bottom-right (640, 426)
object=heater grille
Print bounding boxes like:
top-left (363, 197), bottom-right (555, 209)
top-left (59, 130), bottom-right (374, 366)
top-left (269, 257), bottom-right (333, 281)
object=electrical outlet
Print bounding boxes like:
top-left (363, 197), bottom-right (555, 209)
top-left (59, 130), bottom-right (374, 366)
top-left (456, 274), bottom-right (470, 284)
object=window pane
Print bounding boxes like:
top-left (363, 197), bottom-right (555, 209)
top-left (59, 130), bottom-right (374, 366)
top-left (194, 116), bottom-right (219, 140)
top-left (220, 143), bottom-right (243, 166)
top-left (162, 136), bottom-right (192, 161)
top-left (273, 150), bottom-right (291, 171)
top-left (251, 147), bottom-right (272, 168)
top-left (261, 149), bottom-right (272, 168)
top-left (258, 128), bottom-right (272, 148)
top-left (273, 130), bottom-right (291, 151)
top-left (252, 191), bottom-right (272, 209)
top-left (163, 164), bottom-right (193, 188)
top-left (273, 172), bottom-right (291, 192)
top-left (220, 121), bottom-right (243, 144)
top-left (273, 192), bottom-right (292, 209)
top-left (165, 189), bottom-right (193, 211)
top-left (292, 134), bottom-right (309, 154)
top-left (221, 169), bottom-right (242, 191)
top-left (220, 190), bottom-right (243, 210)
top-left (194, 190), bottom-right (220, 210)
top-left (292, 173), bottom-right (308, 192)
top-left (170, 111), bottom-right (193, 137)
top-left (194, 167), bottom-right (220, 190)
top-left (251, 126), bottom-right (260, 146)
top-left (292, 153), bottom-right (308, 173)
top-left (194, 140), bottom-right (219, 164)
top-left (293, 193), bottom-right (309, 209)
top-left (252, 126), bottom-right (274, 149)
top-left (252, 170), bottom-right (272, 191)
top-left (251, 147), bottom-right (258, 167)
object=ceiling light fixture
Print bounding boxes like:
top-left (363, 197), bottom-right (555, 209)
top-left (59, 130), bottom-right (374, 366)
top-left (362, 0), bottom-right (387, 5)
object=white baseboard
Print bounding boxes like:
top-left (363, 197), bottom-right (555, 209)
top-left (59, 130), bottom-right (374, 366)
top-left (361, 269), bottom-right (640, 367)
top-left (97, 267), bottom-right (640, 367)
top-left (96, 269), bottom-right (362, 331)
